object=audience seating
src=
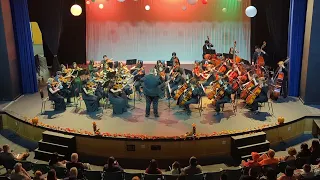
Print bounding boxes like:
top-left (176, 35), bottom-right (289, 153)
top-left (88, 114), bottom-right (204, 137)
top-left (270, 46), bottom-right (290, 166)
top-left (53, 166), bottom-right (68, 179)
top-left (204, 171), bottom-right (221, 180)
top-left (124, 172), bottom-right (143, 180)
top-left (163, 174), bottom-right (179, 180)
top-left (143, 174), bottom-right (164, 180)
top-left (20, 160), bottom-right (33, 171)
top-left (103, 171), bottom-right (124, 180)
top-left (31, 163), bottom-right (50, 174)
top-left (84, 170), bottom-right (103, 180)
top-left (185, 173), bottom-right (204, 180)
top-left (224, 168), bottom-right (242, 180)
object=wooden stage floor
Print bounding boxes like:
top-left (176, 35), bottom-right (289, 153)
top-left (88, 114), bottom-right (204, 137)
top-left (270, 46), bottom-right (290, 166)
top-left (4, 92), bottom-right (320, 137)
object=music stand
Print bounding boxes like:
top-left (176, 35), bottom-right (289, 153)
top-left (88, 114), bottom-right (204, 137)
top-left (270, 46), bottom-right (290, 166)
top-left (167, 61), bottom-right (173, 67)
top-left (126, 59), bottom-right (137, 66)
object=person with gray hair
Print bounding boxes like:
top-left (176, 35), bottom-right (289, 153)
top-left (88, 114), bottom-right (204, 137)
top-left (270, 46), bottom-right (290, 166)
top-left (10, 163), bottom-right (31, 180)
top-left (141, 69), bottom-right (164, 117)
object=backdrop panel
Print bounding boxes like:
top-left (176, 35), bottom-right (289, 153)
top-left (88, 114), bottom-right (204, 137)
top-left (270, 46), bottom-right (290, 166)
top-left (86, 0), bottom-right (251, 62)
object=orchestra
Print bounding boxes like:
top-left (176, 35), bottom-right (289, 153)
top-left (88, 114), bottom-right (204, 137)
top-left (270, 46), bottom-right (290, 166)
top-left (45, 39), bottom-right (288, 117)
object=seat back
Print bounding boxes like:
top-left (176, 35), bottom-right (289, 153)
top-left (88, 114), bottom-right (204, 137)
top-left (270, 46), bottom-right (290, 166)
top-left (185, 173), bottom-right (204, 180)
top-left (32, 163), bottom-right (51, 174)
top-left (19, 160), bottom-right (33, 171)
top-left (296, 157), bottom-right (310, 169)
top-left (224, 168), bottom-right (242, 180)
top-left (53, 166), bottom-right (68, 179)
top-left (85, 170), bottom-right (102, 180)
top-left (205, 171), bottom-right (221, 180)
top-left (163, 174), bottom-right (179, 180)
top-left (103, 171), bottom-right (124, 180)
top-left (143, 174), bottom-right (164, 180)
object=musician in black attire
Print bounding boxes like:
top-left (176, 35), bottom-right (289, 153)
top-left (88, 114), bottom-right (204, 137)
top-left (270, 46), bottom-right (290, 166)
top-left (274, 61), bottom-right (288, 98)
top-left (108, 82), bottom-right (129, 115)
top-left (178, 79), bottom-right (204, 115)
top-left (252, 46), bottom-right (266, 64)
top-left (47, 78), bottom-right (66, 111)
top-left (214, 77), bottom-right (233, 115)
top-left (169, 52), bottom-right (179, 65)
top-left (142, 69), bottom-right (164, 117)
top-left (250, 78), bottom-right (269, 114)
top-left (132, 60), bottom-right (145, 98)
top-left (82, 81), bottom-right (100, 112)
top-left (54, 71), bottom-right (71, 104)
top-left (203, 40), bottom-right (214, 57)
top-left (167, 70), bottom-right (184, 99)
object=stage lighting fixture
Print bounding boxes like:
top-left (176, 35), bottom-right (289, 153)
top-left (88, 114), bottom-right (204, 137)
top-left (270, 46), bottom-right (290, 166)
top-left (99, 4), bottom-right (104, 9)
top-left (145, 5), bottom-right (150, 11)
top-left (70, 4), bottom-right (82, 16)
top-left (182, 5), bottom-right (187, 11)
top-left (86, 0), bottom-right (90, 5)
top-left (118, 0), bottom-right (125, 2)
top-left (222, 8), bottom-right (227, 12)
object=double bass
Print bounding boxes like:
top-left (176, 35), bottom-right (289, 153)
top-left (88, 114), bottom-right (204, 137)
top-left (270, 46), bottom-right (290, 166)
top-left (257, 41), bottom-right (267, 66)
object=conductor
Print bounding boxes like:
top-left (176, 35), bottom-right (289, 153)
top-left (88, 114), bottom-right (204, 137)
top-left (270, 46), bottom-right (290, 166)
top-left (142, 69), bottom-right (164, 118)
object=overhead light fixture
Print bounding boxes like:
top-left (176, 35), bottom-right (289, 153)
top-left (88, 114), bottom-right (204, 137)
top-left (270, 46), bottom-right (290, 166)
top-left (70, 4), bottom-right (82, 16)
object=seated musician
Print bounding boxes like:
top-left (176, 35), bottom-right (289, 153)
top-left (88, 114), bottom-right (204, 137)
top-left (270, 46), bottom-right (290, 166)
top-left (214, 77), bottom-right (233, 115)
top-left (47, 78), bottom-right (66, 111)
top-left (54, 71), bottom-right (72, 104)
top-left (249, 77), bottom-right (269, 114)
top-left (178, 78), bottom-right (203, 115)
top-left (252, 46), bottom-right (266, 65)
top-left (203, 40), bottom-right (214, 58)
top-left (82, 81), bottom-right (100, 112)
top-left (167, 70), bottom-right (184, 99)
top-left (117, 62), bottom-right (129, 74)
top-left (192, 61), bottom-right (203, 80)
top-left (103, 55), bottom-right (113, 63)
top-left (132, 60), bottom-right (145, 98)
top-left (201, 65), bottom-right (216, 87)
top-left (108, 82), bottom-right (129, 115)
top-left (154, 60), bottom-right (165, 75)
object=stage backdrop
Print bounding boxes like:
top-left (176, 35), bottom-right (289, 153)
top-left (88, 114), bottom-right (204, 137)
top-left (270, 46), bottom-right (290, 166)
top-left (86, 0), bottom-right (251, 63)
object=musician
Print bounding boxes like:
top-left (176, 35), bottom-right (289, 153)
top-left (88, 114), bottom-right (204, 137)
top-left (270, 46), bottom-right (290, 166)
top-left (54, 71), bottom-right (72, 104)
top-left (103, 55), bottom-right (113, 63)
top-left (203, 40), bottom-right (214, 57)
top-left (169, 52), bottom-right (179, 65)
top-left (167, 71), bottom-right (184, 99)
top-left (154, 60), bottom-right (165, 75)
top-left (275, 60), bottom-right (288, 98)
top-left (82, 81), bottom-right (100, 112)
top-left (108, 82), bottom-right (129, 115)
top-left (214, 77), bottom-right (233, 115)
top-left (193, 61), bottom-right (203, 80)
top-left (142, 69), bottom-right (164, 117)
top-left (252, 46), bottom-right (266, 65)
top-left (132, 60), bottom-right (145, 98)
top-left (47, 78), bottom-right (66, 111)
top-left (202, 65), bottom-right (216, 86)
top-left (250, 78), bottom-right (269, 114)
top-left (178, 78), bottom-right (203, 115)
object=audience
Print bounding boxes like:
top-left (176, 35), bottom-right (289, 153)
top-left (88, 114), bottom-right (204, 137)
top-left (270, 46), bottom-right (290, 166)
top-left (220, 173), bottom-right (228, 180)
top-left (260, 167), bottom-right (277, 180)
top-left (171, 161), bottom-right (181, 175)
top-left (298, 164), bottom-right (314, 179)
top-left (47, 169), bottom-right (58, 180)
top-left (0, 144), bottom-right (16, 164)
top-left (145, 159), bottom-right (162, 174)
top-left (277, 166), bottom-right (296, 180)
top-left (310, 140), bottom-right (320, 164)
top-left (66, 153), bottom-right (85, 179)
top-left (132, 176), bottom-right (140, 180)
top-left (242, 152), bottom-right (261, 168)
top-left (34, 170), bottom-right (45, 180)
top-left (65, 167), bottom-right (78, 180)
top-left (296, 143), bottom-right (311, 158)
top-left (10, 163), bottom-right (31, 180)
top-left (49, 152), bottom-right (66, 168)
top-left (282, 148), bottom-right (297, 162)
top-left (103, 156), bottom-right (124, 172)
top-left (182, 156), bottom-right (202, 175)
top-left (259, 149), bottom-right (279, 166)
top-left (240, 167), bottom-right (260, 180)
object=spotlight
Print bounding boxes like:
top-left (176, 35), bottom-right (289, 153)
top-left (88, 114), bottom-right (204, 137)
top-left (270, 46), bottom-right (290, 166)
top-left (145, 5), bottom-right (150, 11)
top-left (99, 4), bottom-right (104, 9)
top-left (70, 4), bottom-right (82, 16)
top-left (86, 0), bottom-right (90, 5)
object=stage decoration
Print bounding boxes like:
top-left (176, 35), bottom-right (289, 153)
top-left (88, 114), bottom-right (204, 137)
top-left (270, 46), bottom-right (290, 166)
top-left (92, 122), bottom-right (100, 135)
top-left (145, 5), bottom-right (150, 11)
top-left (118, 0), bottom-right (125, 2)
top-left (222, 8), bottom-right (227, 13)
top-left (192, 123), bottom-right (196, 135)
top-left (182, 6), bottom-right (187, 11)
top-left (202, 0), bottom-right (207, 4)
top-left (245, 6), bottom-right (257, 18)
top-left (278, 117), bottom-right (285, 125)
top-left (31, 117), bottom-right (39, 125)
top-left (70, 4), bottom-right (82, 16)
top-left (99, 4), bottom-right (104, 9)
top-left (187, 0), bottom-right (198, 5)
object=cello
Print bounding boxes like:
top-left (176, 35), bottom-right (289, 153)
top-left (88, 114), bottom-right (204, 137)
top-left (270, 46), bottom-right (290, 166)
top-left (270, 58), bottom-right (289, 100)
top-left (245, 85), bottom-right (262, 105)
top-left (257, 41), bottom-right (267, 66)
top-left (240, 80), bottom-right (255, 99)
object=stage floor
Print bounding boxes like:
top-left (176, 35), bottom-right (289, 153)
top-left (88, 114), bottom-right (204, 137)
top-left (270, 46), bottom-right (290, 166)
top-left (4, 91), bottom-right (320, 137)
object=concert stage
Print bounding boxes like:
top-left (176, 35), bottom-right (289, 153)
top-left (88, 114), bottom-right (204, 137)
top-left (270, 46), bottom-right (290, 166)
top-left (3, 92), bottom-right (320, 137)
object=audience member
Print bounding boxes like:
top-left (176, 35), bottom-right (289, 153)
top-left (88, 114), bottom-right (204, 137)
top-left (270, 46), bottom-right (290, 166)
top-left (242, 152), bottom-right (261, 168)
top-left (65, 167), bottom-right (78, 180)
top-left (259, 149), bottom-right (279, 166)
top-left (66, 153), bottom-right (85, 179)
top-left (240, 167), bottom-right (260, 180)
top-left (145, 159), bottom-right (162, 174)
top-left (49, 152), bottom-right (66, 168)
top-left (277, 166), bottom-right (297, 180)
top-left (182, 156), bottom-right (202, 175)
top-left (103, 156), bottom-right (124, 172)
top-left (10, 163), bottom-right (31, 180)
top-left (259, 167), bottom-right (277, 180)
top-left (47, 169), bottom-right (58, 180)
top-left (298, 164), bottom-right (314, 179)
top-left (296, 143), bottom-right (311, 158)
top-left (132, 176), bottom-right (140, 180)
top-left (282, 147), bottom-right (297, 162)
top-left (310, 140), bottom-right (320, 164)
top-left (171, 161), bottom-right (181, 175)
top-left (34, 170), bottom-right (45, 180)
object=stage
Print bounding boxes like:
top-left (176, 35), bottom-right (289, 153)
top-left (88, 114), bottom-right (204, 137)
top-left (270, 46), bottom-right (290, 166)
top-left (3, 90), bottom-right (320, 137)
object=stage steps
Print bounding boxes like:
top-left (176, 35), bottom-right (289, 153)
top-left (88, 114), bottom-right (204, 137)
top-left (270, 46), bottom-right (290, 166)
top-left (35, 131), bottom-right (76, 161)
top-left (231, 132), bottom-right (270, 163)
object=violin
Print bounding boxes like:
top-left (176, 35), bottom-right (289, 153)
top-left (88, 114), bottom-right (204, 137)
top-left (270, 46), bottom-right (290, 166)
top-left (257, 41), bottom-right (267, 66)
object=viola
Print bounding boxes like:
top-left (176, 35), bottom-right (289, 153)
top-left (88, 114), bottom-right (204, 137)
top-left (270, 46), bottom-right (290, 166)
top-left (173, 83), bottom-right (188, 100)
top-left (246, 86), bottom-right (262, 105)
